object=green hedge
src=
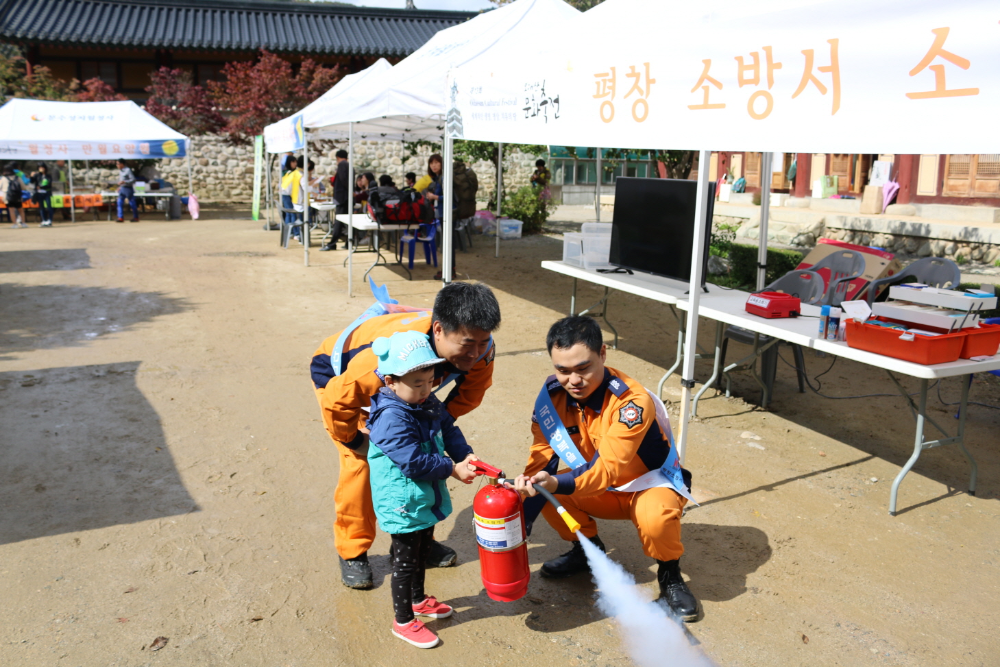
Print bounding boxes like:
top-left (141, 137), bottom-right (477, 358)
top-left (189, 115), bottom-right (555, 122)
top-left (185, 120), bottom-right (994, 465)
top-left (725, 243), bottom-right (805, 290)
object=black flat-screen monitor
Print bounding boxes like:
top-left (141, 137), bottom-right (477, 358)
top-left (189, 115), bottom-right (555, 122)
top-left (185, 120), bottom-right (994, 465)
top-left (609, 177), bottom-right (716, 286)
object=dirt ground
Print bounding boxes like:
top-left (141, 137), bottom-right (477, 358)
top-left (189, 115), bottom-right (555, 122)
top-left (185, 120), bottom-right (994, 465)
top-left (2, 207), bottom-right (999, 667)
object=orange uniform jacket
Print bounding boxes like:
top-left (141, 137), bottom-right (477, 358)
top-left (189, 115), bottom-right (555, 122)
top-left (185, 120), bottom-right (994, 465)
top-left (311, 311), bottom-right (495, 448)
top-left (524, 367), bottom-right (690, 496)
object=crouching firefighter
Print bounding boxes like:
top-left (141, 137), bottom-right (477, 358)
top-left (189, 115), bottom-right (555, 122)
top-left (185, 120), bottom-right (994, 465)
top-left (311, 280), bottom-right (500, 589)
top-left (510, 315), bottom-right (700, 622)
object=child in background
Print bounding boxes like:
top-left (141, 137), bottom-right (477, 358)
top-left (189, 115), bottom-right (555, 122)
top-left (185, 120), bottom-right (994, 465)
top-left (367, 330), bottom-right (479, 649)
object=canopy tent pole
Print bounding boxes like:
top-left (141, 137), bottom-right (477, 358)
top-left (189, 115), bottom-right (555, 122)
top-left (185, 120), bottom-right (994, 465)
top-left (442, 134), bottom-right (454, 284)
top-left (495, 141), bottom-right (502, 258)
top-left (595, 147), bottom-right (602, 223)
top-left (265, 154), bottom-right (273, 231)
top-left (675, 149), bottom-right (712, 464)
top-left (757, 152), bottom-right (774, 290)
top-left (303, 132), bottom-right (310, 267)
top-left (348, 122), bottom-right (354, 297)
top-left (186, 138), bottom-right (194, 201)
top-left (68, 160), bottom-right (75, 223)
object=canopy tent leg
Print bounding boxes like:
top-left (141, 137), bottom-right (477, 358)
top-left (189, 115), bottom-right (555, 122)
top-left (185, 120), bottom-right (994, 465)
top-left (757, 152), bottom-right (774, 290)
top-left (186, 138), bottom-right (194, 204)
top-left (442, 134), bottom-right (454, 284)
top-left (68, 160), bottom-right (75, 223)
top-left (595, 147), bottom-right (602, 223)
top-left (676, 149), bottom-right (713, 465)
top-left (348, 122), bottom-right (354, 298)
top-left (303, 133), bottom-right (310, 267)
top-left (265, 154), bottom-right (273, 231)
top-left (495, 141), bottom-right (502, 258)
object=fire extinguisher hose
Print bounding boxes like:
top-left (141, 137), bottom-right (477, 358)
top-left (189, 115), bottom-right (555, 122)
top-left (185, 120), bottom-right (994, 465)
top-left (496, 478), bottom-right (582, 535)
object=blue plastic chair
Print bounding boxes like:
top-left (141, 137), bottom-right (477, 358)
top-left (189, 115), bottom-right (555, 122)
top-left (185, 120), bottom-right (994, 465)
top-left (399, 223), bottom-right (437, 270)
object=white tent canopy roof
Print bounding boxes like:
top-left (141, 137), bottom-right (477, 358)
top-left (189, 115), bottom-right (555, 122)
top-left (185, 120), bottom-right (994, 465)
top-left (451, 0), bottom-right (1000, 154)
top-left (263, 58), bottom-right (393, 153)
top-left (0, 99), bottom-right (189, 160)
top-left (265, 0), bottom-right (581, 144)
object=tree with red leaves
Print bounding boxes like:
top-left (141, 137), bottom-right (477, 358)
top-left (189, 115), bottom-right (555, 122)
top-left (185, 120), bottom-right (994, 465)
top-left (74, 77), bottom-right (128, 102)
top-left (208, 50), bottom-right (341, 144)
top-left (145, 67), bottom-right (226, 136)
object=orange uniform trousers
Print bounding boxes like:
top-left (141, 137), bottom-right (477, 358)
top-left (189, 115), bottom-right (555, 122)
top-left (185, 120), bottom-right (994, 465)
top-left (541, 485), bottom-right (686, 562)
top-left (315, 386), bottom-right (376, 560)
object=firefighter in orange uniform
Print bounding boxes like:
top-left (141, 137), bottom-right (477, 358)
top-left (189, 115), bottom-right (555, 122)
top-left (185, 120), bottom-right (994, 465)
top-left (511, 315), bottom-right (700, 622)
top-left (311, 282), bottom-right (500, 589)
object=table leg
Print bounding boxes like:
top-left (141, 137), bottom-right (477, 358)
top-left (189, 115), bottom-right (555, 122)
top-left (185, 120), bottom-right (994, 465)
top-left (890, 378), bottom-right (928, 516)
top-left (692, 321), bottom-right (723, 417)
top-left (570, 278), bottom-right (578, 316)
top-left (956, 374), bottom-right (977, 496)
top-left (362, 229), bottom-right (385, 282)
top-left (577, 287), bottom-right (618, 349)
top-left (658, 309), bottom-right (685, 398)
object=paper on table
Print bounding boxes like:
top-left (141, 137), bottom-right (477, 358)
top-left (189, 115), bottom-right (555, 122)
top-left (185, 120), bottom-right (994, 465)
top-left (841, 300), bottom-right (872, 323)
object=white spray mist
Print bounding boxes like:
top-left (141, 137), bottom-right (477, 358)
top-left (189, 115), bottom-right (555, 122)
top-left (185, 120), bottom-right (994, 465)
top-left (578, 534), bottom-right (715, 667)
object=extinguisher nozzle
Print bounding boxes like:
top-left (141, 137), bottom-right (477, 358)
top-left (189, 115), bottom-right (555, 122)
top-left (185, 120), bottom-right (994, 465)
top-left (558, 507), bottom-right (582, 534)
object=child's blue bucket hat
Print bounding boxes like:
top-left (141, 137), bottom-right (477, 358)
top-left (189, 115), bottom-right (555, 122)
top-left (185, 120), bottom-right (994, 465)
top-left (372, 330), bottom-right (445, 377)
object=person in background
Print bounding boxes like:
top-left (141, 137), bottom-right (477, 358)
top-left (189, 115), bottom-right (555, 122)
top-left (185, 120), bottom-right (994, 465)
top-left (404, 172), bottom-right (417, 189)
top-left (280, 155), bottom-right (303, 243)
top-left (320, 150), bottom-right (352, 252)
top-left (376, 174), bottom-right (401, 199)
top-left (416, 154), bottom-right (442, 205)
top-left (30, 163), bottom-right (53, 227)
top-left (1, 163), bottom-right (26, 228)
top-left (432, 159), bottom-right (478, 280)
top-left (115, 158), bottom-right (139, 223)
top-left (530, 158), bottom-right (551, 189)
top-left (531, 158), bottom-right (552, 202)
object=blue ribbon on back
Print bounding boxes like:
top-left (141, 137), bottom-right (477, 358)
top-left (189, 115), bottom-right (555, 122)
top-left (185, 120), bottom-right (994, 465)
top-left (331, 278), bottom-right (400, 377)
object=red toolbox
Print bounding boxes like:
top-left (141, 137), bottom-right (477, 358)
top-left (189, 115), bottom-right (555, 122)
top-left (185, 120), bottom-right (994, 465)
top-left (959, 323), bottom-right (1000, 359)
top-left (845, 319), bottom-right (966, 365)
top-left (745, 292), bottom-right (801, 319)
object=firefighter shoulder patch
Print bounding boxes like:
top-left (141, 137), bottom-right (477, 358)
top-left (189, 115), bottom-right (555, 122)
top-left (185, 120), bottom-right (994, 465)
top-left (618, 400), bottom-right (643, 429)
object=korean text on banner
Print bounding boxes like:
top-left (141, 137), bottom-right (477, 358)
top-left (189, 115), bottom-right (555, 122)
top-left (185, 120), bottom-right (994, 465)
top-left (252, 135), bottom-right (264, 221)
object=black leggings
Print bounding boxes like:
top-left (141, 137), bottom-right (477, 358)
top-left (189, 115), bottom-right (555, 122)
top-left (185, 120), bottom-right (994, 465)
top-left (390, 527), bottom-right (433, 624)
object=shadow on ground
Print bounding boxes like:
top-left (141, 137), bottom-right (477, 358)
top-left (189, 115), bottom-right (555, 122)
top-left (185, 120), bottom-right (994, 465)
top-left (0, 248), bottom-right (91, 273)
top-left (0, 361), bottom-right (198, 545)
top-left (0, 283), bottom-right (190, 359)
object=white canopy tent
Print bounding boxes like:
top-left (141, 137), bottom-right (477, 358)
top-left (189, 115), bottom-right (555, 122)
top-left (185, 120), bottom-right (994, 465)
top-left (263, 0), bottom-right (581, 287)
top-left (450, 0), bottom-right (1000, 460)
top-left (0, 99), bottom-right (192, 221)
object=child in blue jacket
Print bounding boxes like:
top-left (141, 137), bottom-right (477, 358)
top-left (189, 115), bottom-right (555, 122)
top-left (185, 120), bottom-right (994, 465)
top-left (367, 330), bottom-right (479, 649)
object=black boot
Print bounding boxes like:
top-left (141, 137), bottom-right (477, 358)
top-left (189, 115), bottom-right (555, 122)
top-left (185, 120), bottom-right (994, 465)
top-left (339, 553), bottom-right (373, 590)
top-left (656, 559), bottom-right (699, 622)
top-left (425, 540), bottom-right (457, 568)
top-left (540, 535), bottom-right (605, 578)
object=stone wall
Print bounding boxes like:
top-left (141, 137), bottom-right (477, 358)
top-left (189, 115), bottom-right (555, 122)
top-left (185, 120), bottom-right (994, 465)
top-left (72, 134), bottom-right (542, 205)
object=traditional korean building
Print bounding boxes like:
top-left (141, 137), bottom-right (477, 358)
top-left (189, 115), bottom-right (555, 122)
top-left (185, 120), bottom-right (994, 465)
top-left (0, 0), bottom-right (475, 99)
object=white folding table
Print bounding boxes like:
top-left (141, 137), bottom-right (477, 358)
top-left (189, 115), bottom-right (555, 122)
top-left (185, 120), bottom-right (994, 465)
top-left (540, 260), bottom-right (726, 398)
top-left (334, 213), bottom-right (412, 281)
top-left (100, 191), bottom-right (176, 220)
top-left (679, 292), bottom-right (1000, 514)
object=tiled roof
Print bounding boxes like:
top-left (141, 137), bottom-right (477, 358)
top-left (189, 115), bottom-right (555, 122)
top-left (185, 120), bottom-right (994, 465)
top-left (0, 0), bottom-right (476, 57)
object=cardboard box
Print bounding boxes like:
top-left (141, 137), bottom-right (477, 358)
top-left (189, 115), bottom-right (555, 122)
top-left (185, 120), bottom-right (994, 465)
top-left (859, 185), bottom-right (884, 214)
top-left (796, 238), bottom-right (903, 303)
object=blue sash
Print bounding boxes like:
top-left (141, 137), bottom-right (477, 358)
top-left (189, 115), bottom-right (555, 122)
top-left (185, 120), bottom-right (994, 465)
top-left (534, 382), bottom-right (688, 495)
top-left (534, 381), bottom-right (587, 469)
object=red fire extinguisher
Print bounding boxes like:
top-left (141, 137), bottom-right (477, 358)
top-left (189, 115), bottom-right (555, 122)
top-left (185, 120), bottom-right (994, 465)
top-left (471, 461), bottom-right (530, 602)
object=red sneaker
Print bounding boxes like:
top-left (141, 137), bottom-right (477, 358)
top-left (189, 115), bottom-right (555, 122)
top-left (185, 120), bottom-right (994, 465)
top-left (412, 596), bottom-right (453, 619)
top-left (392, 619), bottom-right (440, 649)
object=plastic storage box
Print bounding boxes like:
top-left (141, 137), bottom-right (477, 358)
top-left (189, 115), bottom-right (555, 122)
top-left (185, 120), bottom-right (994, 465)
top-left (580, 222), bottom-right (613, 236)
top-left (959, 323), bottom-right (1000, 359)
top-left (563, 232), bottom-right (612, 269)
top-left (845, 319), bottom-right (966, 365)
top-left (498, 219), bottom-right (523, 239)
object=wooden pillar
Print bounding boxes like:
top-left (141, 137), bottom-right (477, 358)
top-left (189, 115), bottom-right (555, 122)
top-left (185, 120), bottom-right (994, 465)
top-left (896, 154), bottom-right (916, 205)
top-left (793, 153), bottom-right (811, 198)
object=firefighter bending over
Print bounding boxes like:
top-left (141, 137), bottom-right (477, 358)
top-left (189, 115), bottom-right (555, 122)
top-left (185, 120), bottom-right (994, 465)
top-left (511, 315), bottom-right (700, 622)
